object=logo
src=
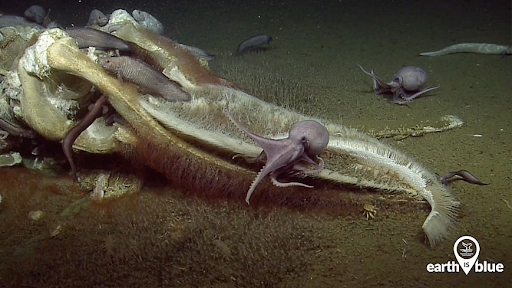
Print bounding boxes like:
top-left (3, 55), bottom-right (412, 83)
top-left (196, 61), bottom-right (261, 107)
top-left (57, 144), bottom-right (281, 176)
top-left (460, 242), bottom-right (473, 255)
top-left (426, 235), bottom-right (505, 274)
top-left (453, 236), bottom-right (480, 274)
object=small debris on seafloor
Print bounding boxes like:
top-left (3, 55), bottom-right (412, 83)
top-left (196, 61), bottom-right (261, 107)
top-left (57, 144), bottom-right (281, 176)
top-left (29, 210), bottom-right (44, 220)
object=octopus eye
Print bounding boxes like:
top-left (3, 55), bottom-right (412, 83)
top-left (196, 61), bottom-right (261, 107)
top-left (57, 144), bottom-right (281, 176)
top-left (301, 136), bottom-right (310, 150)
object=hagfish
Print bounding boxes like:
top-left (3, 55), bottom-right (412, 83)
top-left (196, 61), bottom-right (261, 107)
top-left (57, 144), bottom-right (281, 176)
top-left (24, 5), bottom-right (46, 24)
top-left (132, 10), bottom-right (164, 35)
top-left (237, 34), bottom-right (273, 54)
top-left (98, 56), bottom-right (191, 101)
top-left (420, 43), bottom-right (512, 56)
top-left (439, 170), bottom-right (489, 185)
top-left (177, 43), bottom-right (216, 61)
top-left (0, 15), bottom-right (43, 28)
top-left (65, 27), bottom-right (130, 51)
top-left (87, 9), bottom-right (109, 27)
top-left (62, 95), bottom-right (108, 181)
top-left (0, 117), bottom-right (37, 138)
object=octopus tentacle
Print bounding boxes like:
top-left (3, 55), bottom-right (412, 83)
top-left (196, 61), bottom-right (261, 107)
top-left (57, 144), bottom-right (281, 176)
top-left (358, 65), bottom-right (391, 91)
top-left (401, 86), bottom-right (440, 100)
top-left (245, 166), bottom-right (269, 204)
top-left (393, 86), bottom-right (440, 104)
top-left (270, 174), bottom-right (313, 188)
top-left (292, 155), bottom-right (324, 174)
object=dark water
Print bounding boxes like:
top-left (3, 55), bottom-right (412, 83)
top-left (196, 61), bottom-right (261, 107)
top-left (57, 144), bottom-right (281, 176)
top-left (0, 0), bottom-right (511, 287)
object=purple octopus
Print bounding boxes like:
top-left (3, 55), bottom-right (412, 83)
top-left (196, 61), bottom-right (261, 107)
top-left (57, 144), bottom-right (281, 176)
top-left (224, 104), bottom-right (329, 204)
top-left (359, 65), bottom-right (440, 104)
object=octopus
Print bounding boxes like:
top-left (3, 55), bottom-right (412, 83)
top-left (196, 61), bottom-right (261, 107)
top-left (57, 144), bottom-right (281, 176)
top-left (359, 65), bottom-right (440, 104)
top-left (224, 104), bottom-right (329, 204)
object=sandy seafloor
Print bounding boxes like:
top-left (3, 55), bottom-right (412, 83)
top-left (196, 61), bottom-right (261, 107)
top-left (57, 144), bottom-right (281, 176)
top-left (0, 0), bottom-right (511, 287)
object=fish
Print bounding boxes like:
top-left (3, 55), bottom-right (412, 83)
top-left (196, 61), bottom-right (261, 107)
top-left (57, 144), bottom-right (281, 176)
top-left (0, 117), bottom-right (37, 138)
top-left (177, 43), bottom-right (216, 61)
top-left (65, 27), bottom-right (130, 51)
top-left (420, 43), bottom-right (512, 56)
top-left (87, 9), bottom-right (109, 27)
top-left (132, 10), bottom-right (164, 35)
top-left (24, 5), bottom-right (46, 24)
top-left (98, 56), bottom-right (191, 101)
top-left (237, 34), bottom-right (273, 54)
top-left (439, 170), bottom-right (489, 185)
top-left (0, 15), bottom-right (43, 29)
top-left (62, 95), bottom-right (108, 181)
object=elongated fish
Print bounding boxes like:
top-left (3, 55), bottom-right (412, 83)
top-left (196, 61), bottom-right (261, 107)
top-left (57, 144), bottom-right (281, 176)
top-left (439, 170), bottom-right (489, 185)
top-left (420, 43), bottom-right (512, 56)
top-left (87, 9), bottom-right (109, 27)
top-left (24, 5), bottom-right (46, 24)
top-left (62, 95), bottom-right (108, 181)
top-left (0, 117), bottom-right (37, 138)
top-left (98, 56), bottom-right (191, 101)
top-left (65, 27), bottom-right (130, 51)
top-left (132, 10), bottom-right (164, 35)
top-left (237, 34), bottom-right (273, 54)
top-left (0, 15), bottom-right (43, 28)
top-left (177, 43), bottom-right (216, 61)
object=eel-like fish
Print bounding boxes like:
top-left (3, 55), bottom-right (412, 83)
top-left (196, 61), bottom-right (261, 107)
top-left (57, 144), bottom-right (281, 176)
top-left (420, 43), bottom-right (512, 56)
top-left (237, 34), bottom-right (273, 54)
top-left (98, 56), bottom-right (191, 101)
top-left (87, 9), bottom-right (109, 27)
top-left (0, 15), bottom-right (43, 28)
top-left (132, 9), bottom-right (164, 35)
top-left (177, 43), bottom-right (216, 61)
top-left (65, 27), bottom-right (130, 51)
top-left (24, 5), bottom-right (46, 24)
top-left (0, 117), bottom-right (37, 138)
top-left (62, 95), bottom-right (108, 181)
top-left (439, 170), bottom-right (489, 185)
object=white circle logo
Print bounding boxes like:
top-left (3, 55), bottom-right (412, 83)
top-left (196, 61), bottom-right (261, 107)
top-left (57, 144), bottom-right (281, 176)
top-left (453, 235), bottom-right (480, 275)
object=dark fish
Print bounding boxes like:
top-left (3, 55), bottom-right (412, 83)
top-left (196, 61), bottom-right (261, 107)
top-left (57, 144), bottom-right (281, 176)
top-left (24, 5), bottom-right (46, 24)
top-left (177, 43), bottom-right (216, 61)
top-left (132, 9), bottom-right (164, 35)
top-left (439, 170), bottom-right (489, 186)
top-left (0, 117), bottom-right (37, 138)
top-left (98, 56), bottom-right (191, 101)
top-left (0, 15), bottom-right (43, 28)
top-left (62, 95), bottom-right (108, 181)
top-left (65, 27), bottom-right (130, 51)
top-left (87, 9), bottom-right (109, 27)
top-left (237, 34), bottom-right (273, 54)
